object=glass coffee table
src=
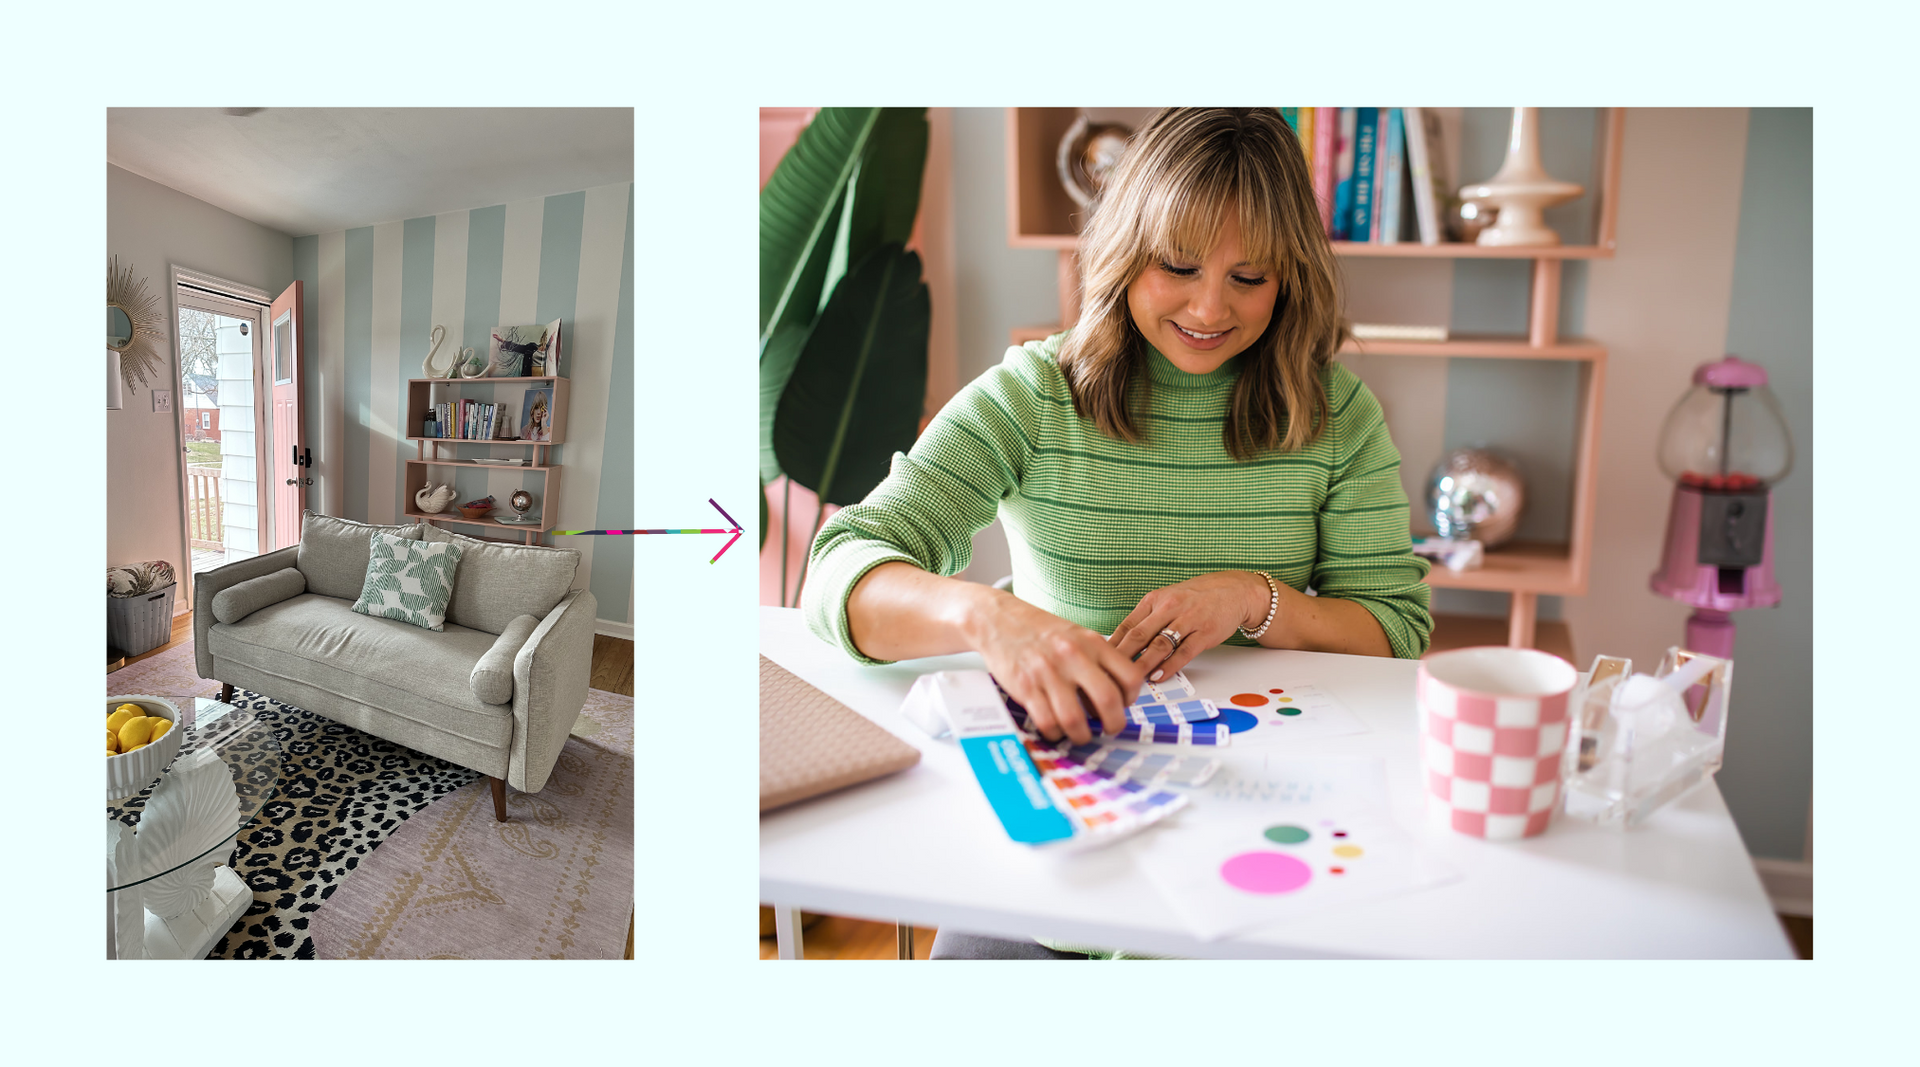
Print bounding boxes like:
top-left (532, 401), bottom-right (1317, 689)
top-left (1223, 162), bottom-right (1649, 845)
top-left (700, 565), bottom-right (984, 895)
top-left (106, 696), bottom-right (281, 959)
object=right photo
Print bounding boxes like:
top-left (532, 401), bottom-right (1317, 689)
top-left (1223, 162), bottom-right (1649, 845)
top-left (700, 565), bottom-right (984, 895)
top-left (757, 107), bottom-right (1811, 960)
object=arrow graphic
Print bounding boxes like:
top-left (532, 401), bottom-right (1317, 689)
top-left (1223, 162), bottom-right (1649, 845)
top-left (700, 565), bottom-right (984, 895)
top-left (550, 499), bottom-right (744, 563)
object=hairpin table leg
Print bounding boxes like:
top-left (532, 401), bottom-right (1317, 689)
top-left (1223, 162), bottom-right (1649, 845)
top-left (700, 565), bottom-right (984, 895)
top-left (896, 923), bottom-right (915, 960)
top-left (774, 905), bottom-right (805, 959)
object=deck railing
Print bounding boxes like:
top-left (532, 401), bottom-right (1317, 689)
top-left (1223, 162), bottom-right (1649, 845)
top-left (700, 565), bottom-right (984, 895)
top-left (187, 465), bottom-right (224, 549)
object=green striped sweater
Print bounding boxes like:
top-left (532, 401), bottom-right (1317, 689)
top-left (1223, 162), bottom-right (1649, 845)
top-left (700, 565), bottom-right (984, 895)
top-left (803, 333), bottom-right (1432, 661)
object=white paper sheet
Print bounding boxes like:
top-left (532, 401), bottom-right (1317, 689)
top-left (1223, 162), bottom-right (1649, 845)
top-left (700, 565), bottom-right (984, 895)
top-left (1128, 759), bottom-right (1459, 941)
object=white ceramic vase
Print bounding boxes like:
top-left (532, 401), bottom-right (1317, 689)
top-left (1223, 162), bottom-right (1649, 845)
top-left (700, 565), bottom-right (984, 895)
top-left (1459, 108), bottom-right (1584, 247)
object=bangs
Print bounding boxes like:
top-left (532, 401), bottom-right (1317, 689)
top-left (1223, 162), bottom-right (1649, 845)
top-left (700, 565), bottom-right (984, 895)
top-left (1136, 155), bottom-right (1287, 273)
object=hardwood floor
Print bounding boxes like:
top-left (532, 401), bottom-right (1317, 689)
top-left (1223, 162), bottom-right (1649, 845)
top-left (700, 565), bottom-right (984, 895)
top-left (758, 914), bottom-right (936, 960)
top-left (111, 610), bottom-right (640, 961)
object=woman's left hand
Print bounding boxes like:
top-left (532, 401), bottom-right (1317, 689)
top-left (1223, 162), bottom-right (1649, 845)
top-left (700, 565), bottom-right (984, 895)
top-left (1108, 571), bottom-right (1272, 683)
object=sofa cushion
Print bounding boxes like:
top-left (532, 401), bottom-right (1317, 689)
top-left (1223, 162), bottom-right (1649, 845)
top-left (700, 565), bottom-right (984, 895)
top-left (205, 593), bottom-right (513, 750)
top-left (351, 532), bottom-right (464, 631)
top-left (420, 525), bottom-right (580, 634)
top-left (297, 511), bottom-right (425, 600)
top-left (212, 567), bottom-right (306, 624)
top-left (470, 614), bottom-right (539, 705)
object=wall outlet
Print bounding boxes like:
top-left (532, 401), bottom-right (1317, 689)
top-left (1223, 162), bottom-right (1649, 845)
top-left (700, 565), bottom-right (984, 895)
top-left (152, 389), bottom-right (172, 413)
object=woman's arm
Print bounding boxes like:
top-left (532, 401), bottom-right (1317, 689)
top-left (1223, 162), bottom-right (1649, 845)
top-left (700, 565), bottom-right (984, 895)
top-left (1108, 569), bottom-right (1389, 682)
top-left (847, 561), bottom-right (1144, 743)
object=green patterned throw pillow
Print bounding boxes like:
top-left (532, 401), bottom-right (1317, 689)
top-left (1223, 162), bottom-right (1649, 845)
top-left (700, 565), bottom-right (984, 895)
top-left (350, 531), bottom-right (465, 631)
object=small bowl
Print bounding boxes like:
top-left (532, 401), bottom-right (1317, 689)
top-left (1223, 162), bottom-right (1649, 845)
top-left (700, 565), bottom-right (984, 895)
top-left (458, 505), bottom-right (495, 521)
top-left (107, 695), bottom-right (184, 800)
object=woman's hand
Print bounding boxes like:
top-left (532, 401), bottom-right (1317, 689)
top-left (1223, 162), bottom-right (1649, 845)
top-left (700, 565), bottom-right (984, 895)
top-left (1109, 571), bottom-right (1272, 683)
top-left (962, 589), bottom-right (1146, 745)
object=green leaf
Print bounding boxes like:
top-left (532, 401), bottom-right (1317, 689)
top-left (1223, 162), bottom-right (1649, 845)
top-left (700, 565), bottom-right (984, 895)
top-left (759, 108), bottom-right (881, 347)
top-left (759, 478), bottom-right (769, 552)
top-left (846, 108), bottom-right (929, 261)
top-left (773, 244), bottom-right (930, 508)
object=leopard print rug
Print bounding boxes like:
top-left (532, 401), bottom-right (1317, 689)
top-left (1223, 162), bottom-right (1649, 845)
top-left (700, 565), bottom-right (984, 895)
top-left (207, 690), bottom-right (480, 959)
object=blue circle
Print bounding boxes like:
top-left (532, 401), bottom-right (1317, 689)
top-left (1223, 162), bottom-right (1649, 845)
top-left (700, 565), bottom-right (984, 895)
top-left (1215, 708), bottom-right (1260, 733)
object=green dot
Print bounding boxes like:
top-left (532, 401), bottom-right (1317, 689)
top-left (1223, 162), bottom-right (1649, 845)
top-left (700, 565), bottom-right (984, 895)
top-left (1263, 824), bottom-right (1310, 844)
top-left (1278, 706), bottom-right (1302, 716)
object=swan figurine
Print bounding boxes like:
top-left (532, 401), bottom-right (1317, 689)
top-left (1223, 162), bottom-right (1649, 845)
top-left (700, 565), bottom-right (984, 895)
top-left (414, 483), bottom-right (456, 514)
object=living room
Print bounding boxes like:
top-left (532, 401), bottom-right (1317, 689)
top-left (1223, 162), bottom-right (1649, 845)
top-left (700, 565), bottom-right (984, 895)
top-left (104, 108), bottom-right (636, 959)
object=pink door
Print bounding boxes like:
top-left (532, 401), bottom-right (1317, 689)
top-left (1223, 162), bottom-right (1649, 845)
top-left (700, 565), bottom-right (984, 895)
top-left (268, 281), bottom-right (306, 550)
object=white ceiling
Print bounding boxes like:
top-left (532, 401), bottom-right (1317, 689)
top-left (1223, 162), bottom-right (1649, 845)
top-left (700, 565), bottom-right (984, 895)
top-left (108, 108), bottom-right (634, 237)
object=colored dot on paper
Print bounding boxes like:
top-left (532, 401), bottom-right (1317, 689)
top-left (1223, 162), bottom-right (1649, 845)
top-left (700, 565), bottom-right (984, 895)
top-left (1269, 688), bottom-right (1284, 694)
top-left (1329, 867), bottom-right (1346, 875)
top-left (1278, 706), bottom-right (1302, 717)
top-left (1333, 831), bottom-right (1348, 838)
top-left (1263, 824), bottom-right (1311, 844)
top-left (1276, 696), bottom-right (1294, 702)
top-left (1230, 693), bottom-right (1269, 707)
top-left (1220, 851), bottom-right (1313, 894)
top-left (1332, 845), bottom-right (1364, 858)
top-left (1216, 708), bottom-right (1260, 733)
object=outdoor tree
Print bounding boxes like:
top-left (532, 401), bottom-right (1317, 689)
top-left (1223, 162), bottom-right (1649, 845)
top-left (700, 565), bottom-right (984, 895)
top-left (178, 307), bottom-right (219, 402)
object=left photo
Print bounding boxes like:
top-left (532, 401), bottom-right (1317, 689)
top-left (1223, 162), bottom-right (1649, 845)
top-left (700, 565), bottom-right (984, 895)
top-left (105, 108), bottom-right (636, 959)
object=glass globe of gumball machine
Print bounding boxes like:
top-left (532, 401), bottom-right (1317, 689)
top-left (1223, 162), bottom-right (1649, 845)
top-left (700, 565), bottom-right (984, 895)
top-left (1649, 356), bottom-right (1794, 659)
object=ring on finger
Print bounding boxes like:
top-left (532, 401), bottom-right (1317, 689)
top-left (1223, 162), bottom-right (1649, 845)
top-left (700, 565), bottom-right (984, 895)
top-left (1158, 627), bottom-right (1184, 649)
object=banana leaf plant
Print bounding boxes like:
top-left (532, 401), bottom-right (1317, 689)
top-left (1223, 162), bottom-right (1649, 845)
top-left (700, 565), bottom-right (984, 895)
top-left (760, 107), bottom-right (930, 606)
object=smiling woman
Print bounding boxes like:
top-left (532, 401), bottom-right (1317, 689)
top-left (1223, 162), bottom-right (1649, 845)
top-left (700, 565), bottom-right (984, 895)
top-left (801, 109), bottom-right (1432, 751)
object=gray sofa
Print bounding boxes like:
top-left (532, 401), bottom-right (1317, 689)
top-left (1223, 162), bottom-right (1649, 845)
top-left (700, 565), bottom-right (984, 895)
top-left (193, 513), bottom-right (597, 821)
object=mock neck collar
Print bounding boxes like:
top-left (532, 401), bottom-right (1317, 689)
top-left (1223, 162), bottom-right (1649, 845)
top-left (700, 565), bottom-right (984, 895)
top-left (1144, 344), bottom-right (1242, 389)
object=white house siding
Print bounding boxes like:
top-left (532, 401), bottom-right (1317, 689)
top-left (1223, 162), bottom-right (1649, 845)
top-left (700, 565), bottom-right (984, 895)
top-left (216, 316), bottom-right (259, 562)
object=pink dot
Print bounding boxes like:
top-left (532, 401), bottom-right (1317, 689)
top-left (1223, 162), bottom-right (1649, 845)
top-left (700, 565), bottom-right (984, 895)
top-left (1219, 851), bottom-right (1313, 894)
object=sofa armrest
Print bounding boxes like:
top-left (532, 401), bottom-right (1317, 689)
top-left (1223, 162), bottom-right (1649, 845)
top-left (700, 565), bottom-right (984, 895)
top-left (193, 545), bottom-right (302, 680)
top-left (509, 588), bottom-right (598, 792)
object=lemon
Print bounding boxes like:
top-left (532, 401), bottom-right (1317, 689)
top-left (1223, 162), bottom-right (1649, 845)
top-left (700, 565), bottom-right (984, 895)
top-left (107, 729), bottom-right (119, 754)
top-left (118, 717), bottom-right (154, 750)
top-left (123, 740), bottom-right (146, 753)
top-left (106, 707), bottom-right (141, 733)
top-left (147, 717), bottom-right (172, 742)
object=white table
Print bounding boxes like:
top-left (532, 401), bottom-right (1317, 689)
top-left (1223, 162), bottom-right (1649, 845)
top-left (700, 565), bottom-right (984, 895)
top-left (759, 607), bottom-right (1794, 959)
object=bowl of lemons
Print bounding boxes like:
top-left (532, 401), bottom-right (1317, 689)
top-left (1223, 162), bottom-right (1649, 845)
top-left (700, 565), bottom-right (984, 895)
top-left (106, 696), bottom-right (183, 800)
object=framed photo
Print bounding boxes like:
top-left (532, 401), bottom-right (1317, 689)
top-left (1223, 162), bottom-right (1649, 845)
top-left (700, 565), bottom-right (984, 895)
top-left (520, 387), bottom-right (554, 443)
top-left (488, 323), bottom-right (548, 377)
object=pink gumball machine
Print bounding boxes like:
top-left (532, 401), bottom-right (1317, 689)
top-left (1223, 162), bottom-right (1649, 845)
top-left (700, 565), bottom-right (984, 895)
top-left (1649, 356), bottom-right (1795, 659)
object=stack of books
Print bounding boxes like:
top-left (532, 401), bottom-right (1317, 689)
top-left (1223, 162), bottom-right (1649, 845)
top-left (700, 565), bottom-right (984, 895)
top-left (1283, 107), bottom-right (1455, 247)
top-left (422, 399), bottom-right (513, 440)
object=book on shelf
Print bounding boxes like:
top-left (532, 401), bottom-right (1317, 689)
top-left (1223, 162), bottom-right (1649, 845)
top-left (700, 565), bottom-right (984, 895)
top-left (1330, 107), bottom-right (1357, 241)
top-left (1347, 107), bottom-right (1379, 243)
top-left (1404, 106), bottom-right (1442, 245)
top-left (1312, 107), bottom-right (1337, 235)
top-left (1377, 108), bottom-right (1407, 245)
top-left (1350, 323), bottom-right (1449, 342)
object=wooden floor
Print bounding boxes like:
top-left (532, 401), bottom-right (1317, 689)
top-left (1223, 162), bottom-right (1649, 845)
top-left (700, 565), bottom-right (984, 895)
top-left (112, 609), bottom-right (639, 961)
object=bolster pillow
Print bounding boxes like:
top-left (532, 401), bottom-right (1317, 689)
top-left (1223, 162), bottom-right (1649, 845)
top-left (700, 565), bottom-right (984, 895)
top-left (470, 614), bottom-right (541, 705)
top-left (211, 567), bottom-right (307, 624)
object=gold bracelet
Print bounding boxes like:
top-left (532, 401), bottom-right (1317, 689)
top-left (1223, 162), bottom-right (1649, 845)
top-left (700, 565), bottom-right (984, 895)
top-left (1240, 570), bottom-right (1279, 640)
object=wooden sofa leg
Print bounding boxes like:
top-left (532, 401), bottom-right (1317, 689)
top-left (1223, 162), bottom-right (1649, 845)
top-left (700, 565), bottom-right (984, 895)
top-left (219, 683), bottom-right (234, 704)
top-left (490, 777), bottom-right (508, 822)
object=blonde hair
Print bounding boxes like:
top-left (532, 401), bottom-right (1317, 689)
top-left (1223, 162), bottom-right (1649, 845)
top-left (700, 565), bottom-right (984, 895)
top-left (1057, 108), bottom-right (1348, 460)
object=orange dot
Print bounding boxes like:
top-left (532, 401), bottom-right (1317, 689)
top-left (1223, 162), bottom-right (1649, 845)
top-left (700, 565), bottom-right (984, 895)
top-left (1330, 867), bottom-right (1345, 875)
top-left (1230, 693), bottom-right (1269, 707)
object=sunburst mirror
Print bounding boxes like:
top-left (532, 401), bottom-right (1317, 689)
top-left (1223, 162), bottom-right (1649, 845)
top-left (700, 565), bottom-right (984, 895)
top-left (108, 256), bottom-right (167, 389)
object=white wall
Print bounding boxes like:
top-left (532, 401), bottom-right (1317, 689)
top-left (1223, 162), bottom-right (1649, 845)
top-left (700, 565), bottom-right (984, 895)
top-left (107, 164), bottom-right (293, 601)
top-left (216, 317), bottom-right (259, 562)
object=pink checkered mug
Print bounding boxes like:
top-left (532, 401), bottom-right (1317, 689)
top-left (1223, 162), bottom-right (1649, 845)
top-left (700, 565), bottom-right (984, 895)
top-left (1418, 647), bottom-right (1577, 840)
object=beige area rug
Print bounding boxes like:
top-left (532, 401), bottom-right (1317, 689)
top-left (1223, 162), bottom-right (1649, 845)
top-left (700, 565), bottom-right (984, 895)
top-left (109, 639), bottom-right (634, 960)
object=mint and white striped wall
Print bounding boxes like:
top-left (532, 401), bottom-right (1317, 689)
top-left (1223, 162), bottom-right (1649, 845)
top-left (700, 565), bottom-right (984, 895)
top-left (291, 181), bottom-right (635, 630)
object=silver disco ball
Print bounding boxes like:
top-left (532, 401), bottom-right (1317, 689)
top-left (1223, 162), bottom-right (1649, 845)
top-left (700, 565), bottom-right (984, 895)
top-left (1426, 448), bottom-right (1526, 547)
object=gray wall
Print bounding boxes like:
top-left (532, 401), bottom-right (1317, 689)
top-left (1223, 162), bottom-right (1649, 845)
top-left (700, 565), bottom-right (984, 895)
top-left (1712, 109), bottom-right (1812, 861)
top-left (938, 108), bottom-right (1810, 861)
